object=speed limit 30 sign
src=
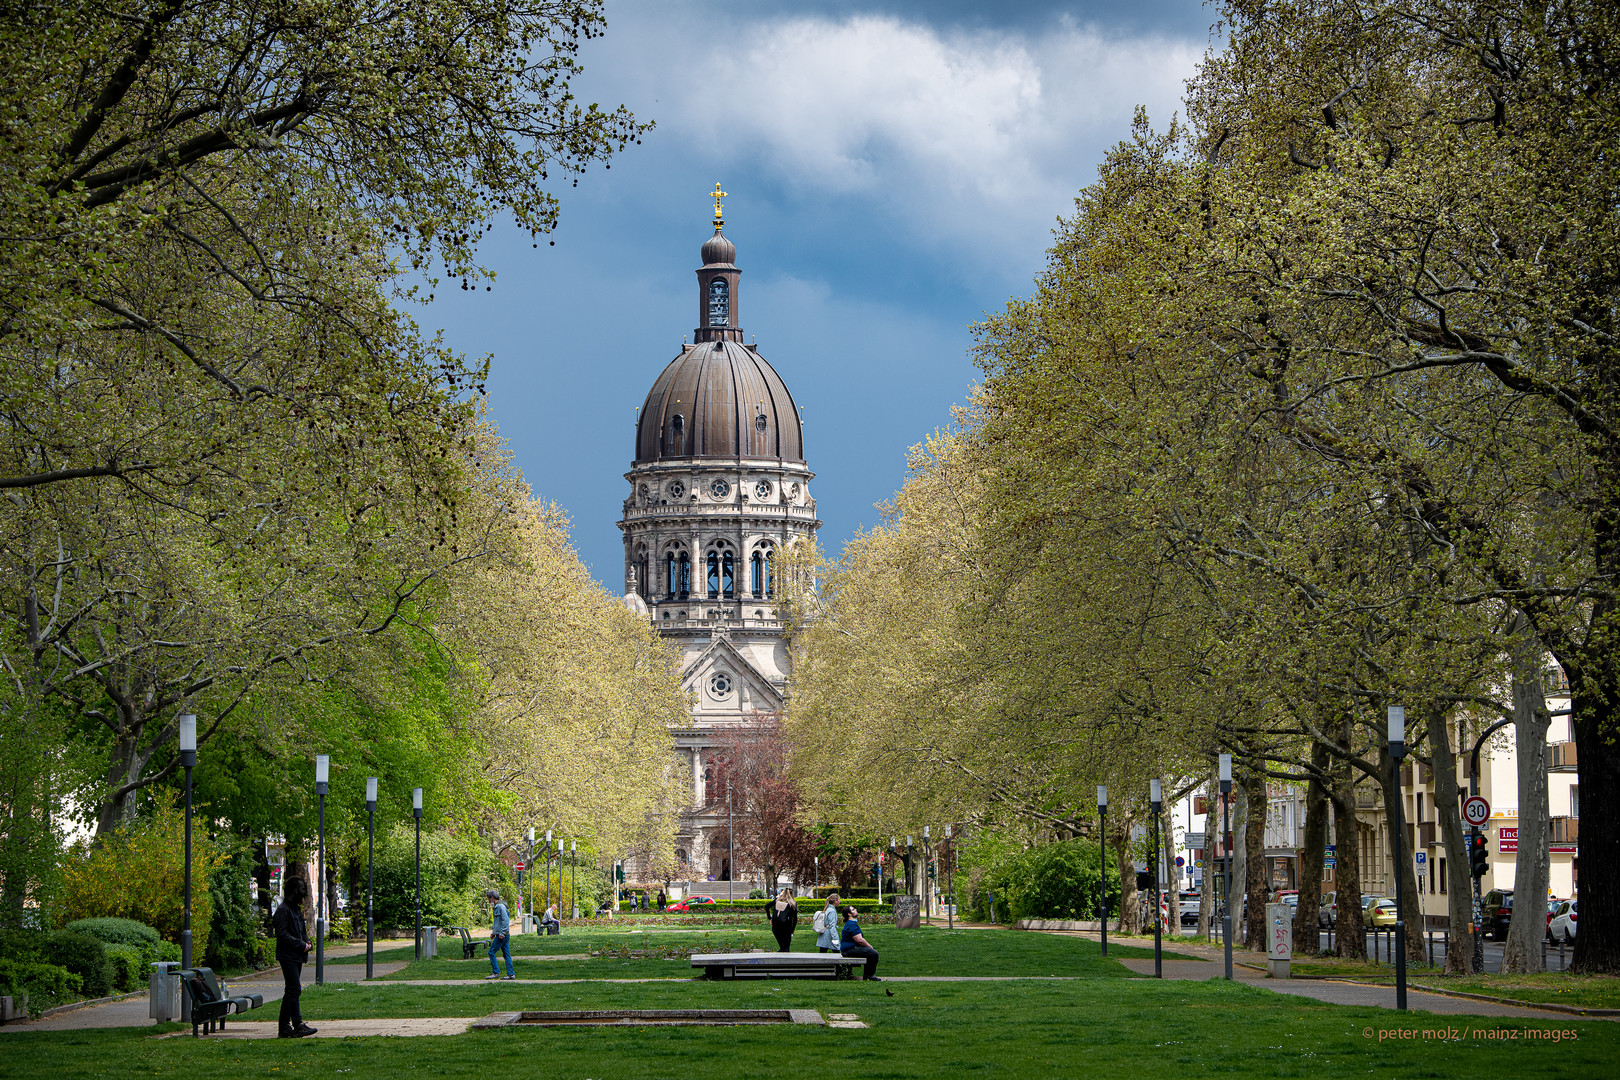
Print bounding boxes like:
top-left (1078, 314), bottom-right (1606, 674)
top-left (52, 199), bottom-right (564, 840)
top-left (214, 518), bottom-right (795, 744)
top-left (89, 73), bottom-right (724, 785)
top-left (1462, 795), bottom-right (1491, 827)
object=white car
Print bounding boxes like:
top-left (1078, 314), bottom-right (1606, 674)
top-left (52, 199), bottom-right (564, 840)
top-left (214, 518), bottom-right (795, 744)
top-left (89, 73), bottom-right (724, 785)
top-left (1549, 899), bottom-right (1578, 943)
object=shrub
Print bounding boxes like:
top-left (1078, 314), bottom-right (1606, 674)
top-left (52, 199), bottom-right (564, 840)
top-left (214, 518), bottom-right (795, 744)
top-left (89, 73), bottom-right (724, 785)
top-left (56, 804), bottom-right (224, 959)
top-left (103, 944), bottom-right (145, 992)
top-left (0, 958), bottom-right (80, 1018)
top-left (204, 841), bottom-right (260, 972)
top-left (371, 823), bottom-right (511, 932)
top-left (41, 930), bottom-right (112, 999)
top-left (63, 918), bottom-right (161, 960)
top-left (747, 889), bottom-right (766, 899)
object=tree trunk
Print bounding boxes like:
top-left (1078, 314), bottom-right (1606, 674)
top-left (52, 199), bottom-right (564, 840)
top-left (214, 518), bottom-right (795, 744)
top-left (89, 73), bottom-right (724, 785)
top-left (1230, 783), bottom-right (1248, 940)
top-left (1429, 708), bottom-right (1475, 973)
top-left (1112, 816), bottom-right (1140, 935)
top-left (1377, 743), bottom-right (1426, 965)
top-left (1243, 769), bottom-right (1267, 949)
top-left (1293, 741), bottom-right (1329, 951)
top-left (1504, 621), bottom-right (1551, 973)
top-left (1331, 739), bottom-right (1366, 959)
top-left (1568, 666), bottom-right (1617, 972)
top-left (1162, 802), bottom-right (1179, 940)
top-left (1198, 779), bottom-right (1215, 940)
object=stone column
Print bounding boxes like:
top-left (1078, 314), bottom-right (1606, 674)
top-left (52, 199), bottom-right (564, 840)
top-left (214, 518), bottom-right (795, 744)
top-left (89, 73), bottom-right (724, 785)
top-left (691, 747), bottom-right (704, 807)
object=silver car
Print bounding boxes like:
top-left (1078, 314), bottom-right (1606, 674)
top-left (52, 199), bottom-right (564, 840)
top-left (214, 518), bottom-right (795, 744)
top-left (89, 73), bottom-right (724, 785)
top-left (1549, 899), bottom-right (1578, 943)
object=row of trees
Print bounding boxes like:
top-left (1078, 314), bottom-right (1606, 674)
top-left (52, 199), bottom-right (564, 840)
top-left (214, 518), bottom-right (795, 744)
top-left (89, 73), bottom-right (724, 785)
top-left (784, 0), bottom-right (1616, 973)
top-left (0, 0), bottom-right (683, 932)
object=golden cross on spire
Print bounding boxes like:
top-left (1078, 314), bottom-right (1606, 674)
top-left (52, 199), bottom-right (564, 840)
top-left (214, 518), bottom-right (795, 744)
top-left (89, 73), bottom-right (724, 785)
top-left (711, 182), bottom-right (727, 227)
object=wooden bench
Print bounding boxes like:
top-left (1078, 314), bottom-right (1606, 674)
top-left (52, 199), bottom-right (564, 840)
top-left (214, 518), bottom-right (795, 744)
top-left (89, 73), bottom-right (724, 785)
top-left (180, 967), bottom-right (263, 1037)
top-left (690, 952), bottom-right (862, 980)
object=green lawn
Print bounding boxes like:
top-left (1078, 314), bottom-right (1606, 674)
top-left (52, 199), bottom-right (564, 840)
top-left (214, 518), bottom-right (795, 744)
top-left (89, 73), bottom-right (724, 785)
top-left (367, 922), bottom-right (1192, 980)
top-left (1410, 973), bottom-right (1620, 1011)
top-left (6, 927), bottom-right (1614, 1079)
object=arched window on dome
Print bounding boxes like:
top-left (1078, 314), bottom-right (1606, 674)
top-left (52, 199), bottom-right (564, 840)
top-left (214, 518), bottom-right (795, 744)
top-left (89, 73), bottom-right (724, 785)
top-left (706, 551), bottom-right (719, 598)
top-left (708, 278), bottom-right (729, 326)
top-left (667, 412), bottom-right (685, 457)
top-left (722, 551), bottom-right (734, 598)
top-left (749, 551), bottom-right (763, 599)
top-left (678, 552), bottom-right (691, 599)
top-left (665, 552), bottom-right (676, 599)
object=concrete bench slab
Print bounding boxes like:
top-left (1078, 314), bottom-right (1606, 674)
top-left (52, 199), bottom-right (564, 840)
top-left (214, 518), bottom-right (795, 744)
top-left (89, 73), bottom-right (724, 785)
top-left (690, 952), bottom-right (862, 980)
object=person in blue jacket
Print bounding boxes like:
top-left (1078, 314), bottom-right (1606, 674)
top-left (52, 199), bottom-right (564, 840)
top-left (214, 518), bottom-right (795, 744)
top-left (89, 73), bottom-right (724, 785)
top-left (816, 892), bottom-right (842, 952)
top-left (840, 906), bottom-right (881, 981)
top-left (484, 889), bottom-right (514, 980)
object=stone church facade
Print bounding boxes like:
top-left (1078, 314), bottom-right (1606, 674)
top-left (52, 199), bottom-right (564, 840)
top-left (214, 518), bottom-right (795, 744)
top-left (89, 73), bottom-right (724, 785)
top-left (617, 197), bottom-right (819, 890)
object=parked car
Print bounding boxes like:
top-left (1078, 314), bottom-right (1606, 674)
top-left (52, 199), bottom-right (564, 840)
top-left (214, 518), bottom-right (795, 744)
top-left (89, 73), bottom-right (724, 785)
top-left (1546, 898), bottom-right (1568, 942)
top-left (1362, 896), bottom-right (1398, 927)
top-left (666, 895), bottom-right (715, 913)
top-left (1179, 894), bottom-right (1201, 926)
top-left (1549, 899), bottom-right (1578, 943)
top-left (1319, 891), bottom-right (1337, 928)
top-left (1482, 889), bottom-right (1514, 940)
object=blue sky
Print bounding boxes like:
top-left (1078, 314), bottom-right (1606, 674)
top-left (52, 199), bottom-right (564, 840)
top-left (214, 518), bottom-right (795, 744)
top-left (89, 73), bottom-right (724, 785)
top-left (423, 0), bottom-right (1215, 586)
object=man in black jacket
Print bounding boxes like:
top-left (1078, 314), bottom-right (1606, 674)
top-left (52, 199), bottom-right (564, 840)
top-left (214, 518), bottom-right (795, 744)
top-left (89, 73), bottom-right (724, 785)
top-left (272, 877), bottom-right (317, 1037)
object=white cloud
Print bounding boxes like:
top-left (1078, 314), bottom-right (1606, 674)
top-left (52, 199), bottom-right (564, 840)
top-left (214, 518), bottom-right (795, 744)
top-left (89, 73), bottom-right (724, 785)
top-left (592, 5), bottom-right (1205, 267)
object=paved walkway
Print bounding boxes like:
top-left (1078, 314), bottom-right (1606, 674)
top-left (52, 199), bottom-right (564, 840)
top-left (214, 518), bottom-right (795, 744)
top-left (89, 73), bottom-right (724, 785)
top-left (156, 1018), bottom-right (474, 1039)
top-left (1114, 956), bottom-right (1586, 1019)
top-left (2, 950), bottom-right (407, 1032)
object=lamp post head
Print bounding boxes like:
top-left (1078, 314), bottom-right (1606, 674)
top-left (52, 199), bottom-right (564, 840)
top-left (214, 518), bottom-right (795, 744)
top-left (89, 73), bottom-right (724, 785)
top-left (178, 713), bottom-right (197, 768)
top-left (315, 754), bottom-right (329, 795)
top-left (1097, 784), bottom-right (1107, 809)
top-left (906, 835), bottom-right (913, 848)
top-left (944, 823), bottom-right (952, 839)
top-left (1150, 778), bottom-right (1162, 809)
top-left (545, 828), bottom-right (553, 845)
top-left (527, 827), bottom-right (534, 844)
top-left (412, 787), bottom-right (423, 818)
top-left (1388, 705), bottom-right (1406, 755)
top-left (365, 776), bottom-right (377, 810)
top-left (924, 825), bottom-right (930, 841)
top-left (571, 840), bottom-right (577, 852)
top-left (1218, 753), bottom-right (1232, 793)
top-left (557, 838), bottom-right (563, 853)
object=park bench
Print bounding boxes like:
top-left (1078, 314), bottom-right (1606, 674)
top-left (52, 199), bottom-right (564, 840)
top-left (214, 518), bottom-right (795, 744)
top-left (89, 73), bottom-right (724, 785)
top-left (690, 952), bottom-right (862, 980)
top-left (180, 967), bottom-right (263, 1037)
top-left (443, 926), bottom-right (486, 960)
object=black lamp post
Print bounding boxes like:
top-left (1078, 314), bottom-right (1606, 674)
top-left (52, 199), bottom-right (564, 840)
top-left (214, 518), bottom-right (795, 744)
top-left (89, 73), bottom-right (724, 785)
top-left (1097, 784), bottom-right (1108, 958)
top-left (365, 776), bottom-right (377, 980)
top-left (1388, 705), bottom-right (1409, 1011)
top-left (526, 828), bottom-right (535, 927)
top-left (1150, 778), bottom-right (1163, 978)
top-left (412, 787), bottom-right (423, 960)
top-left (543, 828), bottom-right (554, 919)
top-left (315, 754), bottom-right (328, 985)
top-left (571, 840), bottom-right (579, 919)
top-left (923, 825), bottom-right (932, 924)
top-left (1219, 753), bottom-right (1233, 981)
top-left (179, 713), bottom-right (197, 972)
top-left (944, 823), bottom-right (954, 930)
top-left (555, 837), bottom-right (564, 916)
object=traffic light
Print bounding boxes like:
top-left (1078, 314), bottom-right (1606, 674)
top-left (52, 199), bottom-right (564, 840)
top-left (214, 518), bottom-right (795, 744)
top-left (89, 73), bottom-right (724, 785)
top-left (615, 863), bottom-right (624, 882)
top-left (928, 860), bottom-right (936, 880)
top-left (1469, 833), bottom-right (1489, 878)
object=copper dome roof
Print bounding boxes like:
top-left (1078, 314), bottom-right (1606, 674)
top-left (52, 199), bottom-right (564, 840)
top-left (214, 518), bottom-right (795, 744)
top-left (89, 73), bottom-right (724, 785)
top-left (635, 340), bottom-right (803, 463)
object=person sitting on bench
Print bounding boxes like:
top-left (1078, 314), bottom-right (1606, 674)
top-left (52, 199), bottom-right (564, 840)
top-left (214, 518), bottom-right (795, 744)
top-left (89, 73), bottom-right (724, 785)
top-left (839, 906), bottom-right (881, 981)
top-left (542, 903), bottom-right (560, 933)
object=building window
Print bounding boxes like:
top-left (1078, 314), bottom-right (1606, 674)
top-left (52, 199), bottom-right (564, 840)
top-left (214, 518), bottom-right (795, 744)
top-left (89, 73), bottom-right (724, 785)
top-left (666, 553), bottom-right (676, 599)
top-left (722, 551), bottom-right (734, 598)
top-left (678, 552), bottom-right (691, 598)
top-left (707, 552), bottom-right (719, 598)
top-left (750, 552), bottom-right (763, 598)
top-left (708, 278), bottom-right (729, 325)
top-left (1439, 857), bottom-right (1447, 893)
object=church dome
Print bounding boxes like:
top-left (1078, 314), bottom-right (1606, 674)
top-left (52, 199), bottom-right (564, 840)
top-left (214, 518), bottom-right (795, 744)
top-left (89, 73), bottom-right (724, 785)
top-left (635, 340), bottom-right (803, 463)
top-left (700, 229), bottom-right (736, 266)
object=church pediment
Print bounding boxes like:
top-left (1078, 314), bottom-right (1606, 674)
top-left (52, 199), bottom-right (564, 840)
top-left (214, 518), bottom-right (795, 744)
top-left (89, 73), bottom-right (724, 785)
top-left (680, 635), bottom-right (782, 718)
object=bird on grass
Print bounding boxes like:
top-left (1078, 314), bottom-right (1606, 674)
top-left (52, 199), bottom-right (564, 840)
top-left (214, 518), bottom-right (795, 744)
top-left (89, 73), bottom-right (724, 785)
top-left (885, 988), bottom-right (894, 996)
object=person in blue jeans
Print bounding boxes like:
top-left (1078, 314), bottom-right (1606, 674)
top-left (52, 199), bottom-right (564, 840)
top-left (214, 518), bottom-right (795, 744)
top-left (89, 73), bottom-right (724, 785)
top-left (484, 889), bottom-right (514, 980)
top-left (840, 906), bottom-right (881, 981)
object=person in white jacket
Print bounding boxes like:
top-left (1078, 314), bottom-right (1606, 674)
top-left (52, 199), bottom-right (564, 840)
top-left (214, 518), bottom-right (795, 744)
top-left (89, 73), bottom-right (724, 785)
top-left (816, 892), bottom-right (842, 953)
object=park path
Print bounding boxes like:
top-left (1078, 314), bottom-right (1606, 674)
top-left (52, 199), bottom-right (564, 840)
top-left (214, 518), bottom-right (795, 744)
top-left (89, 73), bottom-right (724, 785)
top-left (1112, 956), bottom-right (1588, 1020)
top-left (1, 944), bottom-right (406, 1033)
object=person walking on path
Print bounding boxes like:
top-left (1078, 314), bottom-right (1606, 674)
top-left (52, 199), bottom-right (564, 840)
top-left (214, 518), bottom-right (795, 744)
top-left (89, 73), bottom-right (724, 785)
top-left (272, 877), bottom-right (316, 1038)
top-left (840, 905), bottom-right (881, 981)
top-left (768, 889), bottom-right (798, 951)
top-left (484, 890), bottom-right (514, 980)
top-left (816, 892), bottom-right (841, 953)
top-left (657, 890), bottom-right (666, 912)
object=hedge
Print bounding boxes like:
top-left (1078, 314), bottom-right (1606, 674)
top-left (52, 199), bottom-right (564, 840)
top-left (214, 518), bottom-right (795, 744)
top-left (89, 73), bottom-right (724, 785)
top-left (0, 958), bottom-right (80, 1018)
top-left (41, 930), bottom-right (112, 999)
top-left (103, 944), bottom-right (146, 992)
top-left (62, 918), bottom-right (160, 955)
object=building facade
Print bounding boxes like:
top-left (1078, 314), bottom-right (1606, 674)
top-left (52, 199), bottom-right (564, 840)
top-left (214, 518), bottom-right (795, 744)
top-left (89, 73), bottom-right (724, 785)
top-left (616, 200), bottom-right (820, 891)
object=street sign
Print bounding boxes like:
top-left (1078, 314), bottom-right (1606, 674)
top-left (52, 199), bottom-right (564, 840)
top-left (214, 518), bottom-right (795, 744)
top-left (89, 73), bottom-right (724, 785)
top-left (1326, 844), bottom-right (1335, 853)
top-left (1414, 852), bottom-right (1426, 865)
top-left (1324, 856), bottom-right (1336, 867)
top-left (1499, 826), bottom-right (1518, 854)
top-left (515, 862), bottom-right (525, 871)
top-left (1462, 795), bottom-right (1491, 827)
top-left (1186, 832), bottom-right (1206, 850)
top-left (1175, 856), bottom-right (1185, 867)
top-left (1194, 859), bottom-right (1204, 868)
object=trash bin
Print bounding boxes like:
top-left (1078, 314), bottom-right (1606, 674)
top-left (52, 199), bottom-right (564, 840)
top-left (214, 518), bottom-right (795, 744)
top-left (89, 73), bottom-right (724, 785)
top-left (521, 914), bottom-right (536, 934)
top-left (421, 926), bottom-right (438, 958)
top-left (149, 962), bottom-right (181, 1021)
